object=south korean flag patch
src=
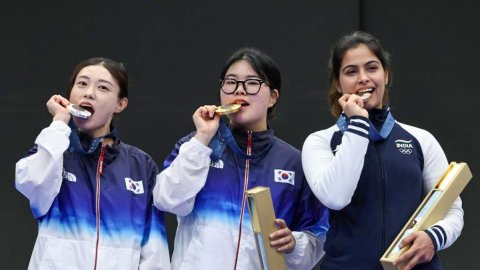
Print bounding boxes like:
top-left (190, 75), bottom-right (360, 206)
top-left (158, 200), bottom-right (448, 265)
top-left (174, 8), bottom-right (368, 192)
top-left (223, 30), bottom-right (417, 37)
top-left (125, 178), bottom-right (144, 194)
top-left (274, 169), bottom-right (295, 186)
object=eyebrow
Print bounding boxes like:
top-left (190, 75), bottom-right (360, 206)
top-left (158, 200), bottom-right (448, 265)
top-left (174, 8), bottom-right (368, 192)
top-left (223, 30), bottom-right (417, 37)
top-left (224, 74), bottom-right (261, 79)
top-left (77, 75), bottom-right (114, 86)
top-left (98, 79), bottom-right (114, 86)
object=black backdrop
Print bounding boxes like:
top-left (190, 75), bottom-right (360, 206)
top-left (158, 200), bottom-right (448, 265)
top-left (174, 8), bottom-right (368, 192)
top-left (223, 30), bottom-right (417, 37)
top-left (1, 1), bottom-right (478, 269)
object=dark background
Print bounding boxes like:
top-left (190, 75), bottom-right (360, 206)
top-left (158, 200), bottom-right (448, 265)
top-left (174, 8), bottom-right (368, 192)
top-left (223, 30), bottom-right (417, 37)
top-left (1, 1), bottom-right (478, 269)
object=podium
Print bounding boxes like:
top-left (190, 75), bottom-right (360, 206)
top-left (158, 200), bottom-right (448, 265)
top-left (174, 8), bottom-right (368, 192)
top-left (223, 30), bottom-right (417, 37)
top-left (380, 162), bottom-right (472, 270)
top-left (246, 186), bottom-right (286, 270)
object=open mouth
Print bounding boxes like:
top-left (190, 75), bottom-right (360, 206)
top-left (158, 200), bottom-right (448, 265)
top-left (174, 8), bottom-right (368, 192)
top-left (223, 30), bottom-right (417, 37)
top-left (235, 101), bottom-right (249, 106)
top-left (79, 104), bottom-right (95, 115)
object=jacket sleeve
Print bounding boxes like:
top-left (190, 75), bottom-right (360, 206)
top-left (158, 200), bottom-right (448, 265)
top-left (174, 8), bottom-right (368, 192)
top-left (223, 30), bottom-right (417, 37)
top-left (15, 121), bottom-right (71, 219)
top-left (302, 117), bottom-right (370, 210)
top-left (153, 137), bottom-right (212, 216)
top-left (285, 231), bottom-right (324, 270)
top-left (284, 178), bottom-right (329, 270)
top-left (139, 206), bottom-right (171, 270)
top-left (418, 130), bottom-right (464, 251)
top-left (140, 157), bottom-right (171, 270)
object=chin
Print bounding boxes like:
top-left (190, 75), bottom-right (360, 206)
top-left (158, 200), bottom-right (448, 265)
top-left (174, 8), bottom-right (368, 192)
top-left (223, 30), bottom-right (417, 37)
top-left (73, 117), bottom-right (88, 126)
top-left (74, 120), bottom-right (96, 131)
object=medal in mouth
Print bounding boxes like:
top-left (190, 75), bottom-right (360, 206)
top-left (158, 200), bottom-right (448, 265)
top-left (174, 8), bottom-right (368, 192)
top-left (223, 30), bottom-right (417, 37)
top-left (67, 103), bottom-right (92, 119)
top-left (215, 103), bottom-right (242, 115)
top-left (357, 88), bottom-right (373, 100)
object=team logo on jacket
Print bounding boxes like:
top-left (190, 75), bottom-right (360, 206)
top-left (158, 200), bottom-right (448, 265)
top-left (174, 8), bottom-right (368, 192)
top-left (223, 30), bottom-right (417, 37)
top-left (125, 178), bottom-right (144, 194)
top-left (62, 169), bottom-right (77, 182)
top-left (274, 169), bottom-right (295, 185)
top-left (210, 159), bottom-right (224, 169)
top-left (395, 139), bottom-right (413, 155)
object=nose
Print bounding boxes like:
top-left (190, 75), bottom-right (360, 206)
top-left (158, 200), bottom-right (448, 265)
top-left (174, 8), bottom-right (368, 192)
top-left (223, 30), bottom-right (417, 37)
top-left (84, 85), bottom-right (95, 99)
top-left (358, 69), bottom-right (370, 84)
top-left (234, 81), bottom-right (247, 95)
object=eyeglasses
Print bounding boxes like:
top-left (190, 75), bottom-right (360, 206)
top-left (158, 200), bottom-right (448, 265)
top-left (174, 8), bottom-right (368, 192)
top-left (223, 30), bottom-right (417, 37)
top-left (220, 78), bottom-right (268, 95)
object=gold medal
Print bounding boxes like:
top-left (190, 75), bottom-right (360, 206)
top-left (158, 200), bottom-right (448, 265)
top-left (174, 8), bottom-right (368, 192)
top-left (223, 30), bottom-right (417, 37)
top-left (215, 103), bottom-right (241, 115)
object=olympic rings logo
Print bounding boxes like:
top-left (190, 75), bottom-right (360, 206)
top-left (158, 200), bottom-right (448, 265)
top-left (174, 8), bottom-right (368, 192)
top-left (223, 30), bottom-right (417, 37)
top-left (398, 148), bottom-right (413, 155)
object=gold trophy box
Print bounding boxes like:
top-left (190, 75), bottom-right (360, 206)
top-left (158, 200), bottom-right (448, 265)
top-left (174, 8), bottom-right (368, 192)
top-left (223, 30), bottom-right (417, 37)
top-left (380, 162), bottom-right (473, 270)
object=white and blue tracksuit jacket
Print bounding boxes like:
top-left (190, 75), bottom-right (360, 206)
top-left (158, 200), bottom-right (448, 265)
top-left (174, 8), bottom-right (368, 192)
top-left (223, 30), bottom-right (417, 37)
top-left (15, 121), bottom-right (170, 270)
top-left (302, 108), bottom-right (464, 270)
top-left (154, 122), bottom-right (329, 270)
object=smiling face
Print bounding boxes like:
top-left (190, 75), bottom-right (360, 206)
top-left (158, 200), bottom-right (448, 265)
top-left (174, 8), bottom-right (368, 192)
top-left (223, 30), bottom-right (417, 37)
top-left (336, 44), bottom-right (389, 110)
top-left (69, 65), bottom-right (128, 138)
top-left (220, 60), bottom-right (278, 131)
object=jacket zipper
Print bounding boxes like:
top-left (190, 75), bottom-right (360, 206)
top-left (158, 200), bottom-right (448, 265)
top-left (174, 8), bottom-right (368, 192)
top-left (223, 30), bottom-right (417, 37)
top-left (233, 131), bottom-right (253, 270)
top-left (93, 142), bottom-right (106, 270)
top-left (375, 144), bottom-right (387, 252)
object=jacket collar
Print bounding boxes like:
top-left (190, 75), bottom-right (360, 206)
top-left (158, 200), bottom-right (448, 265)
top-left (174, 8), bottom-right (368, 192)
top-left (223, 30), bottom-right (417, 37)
top-left (336, 106), bottom-right (395, 142)
top-left (208, 118), bottom-right (275, 161)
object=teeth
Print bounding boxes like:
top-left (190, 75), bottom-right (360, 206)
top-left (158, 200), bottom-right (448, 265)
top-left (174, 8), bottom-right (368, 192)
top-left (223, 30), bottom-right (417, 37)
top-left (359, 88), bottom-right (373, 93)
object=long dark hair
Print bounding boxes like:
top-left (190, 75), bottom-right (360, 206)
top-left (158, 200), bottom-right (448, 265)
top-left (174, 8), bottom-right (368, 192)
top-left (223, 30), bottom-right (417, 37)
top-left (327, 31), bottom-right (392, 117)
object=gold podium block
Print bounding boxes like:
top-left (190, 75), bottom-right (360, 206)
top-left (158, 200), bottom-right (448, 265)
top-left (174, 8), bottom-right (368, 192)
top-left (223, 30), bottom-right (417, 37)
top-left (380, 162), bottom-right (473, 270)
top-left (247, 186), bottom-right (286, 270)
